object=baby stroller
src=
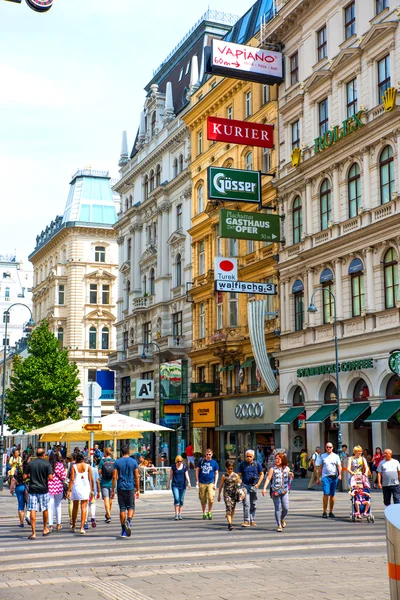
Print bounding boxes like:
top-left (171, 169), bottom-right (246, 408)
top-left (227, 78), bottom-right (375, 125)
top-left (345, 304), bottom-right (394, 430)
top-left (349, 474), bottom-right (374, 523)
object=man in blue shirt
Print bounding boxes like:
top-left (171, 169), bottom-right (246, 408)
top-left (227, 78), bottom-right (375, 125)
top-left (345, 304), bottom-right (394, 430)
top-left (196, 449), bottom-right (219, 520)
top-left (111, 445), bottom-right (139, 539)
top-left (238, 449), bottom-right (264, 527)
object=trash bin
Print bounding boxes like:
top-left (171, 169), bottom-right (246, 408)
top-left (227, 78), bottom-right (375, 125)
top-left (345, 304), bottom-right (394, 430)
top-left (385, 504), bottom-right (400, 599)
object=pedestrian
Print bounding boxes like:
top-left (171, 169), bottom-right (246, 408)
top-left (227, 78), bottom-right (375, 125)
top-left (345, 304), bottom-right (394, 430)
top-left (363, 448), bottom-right (373, 475)
top-left (86, 459), bottom-right (101, 528)
top-left (316, 442), bottom-right (342, 518)
top-left (111, 444), bottom-right (140, 539)
top-left (185, 442), bottom-right (195, 469)
top-left (99, 447), bottom-right (115, 523)
top-left (60, 445), bottom-right (67, 460)
top-left (256, 445), bottom-right (265, 465)
top-left (217, 460), bottom-right (242, 531)
top-left (48, 451), bottom-right (66, 532)
top-left (94, 444), bottom-right (103, 461)
top-left (262, 452), bottom-right (294, 532)
top-left (347, 446), bottom-right (369, 477)
top-left (377, 448), bottom-right (400, 506)
top-left (23, 448), bottom-right (53, 539)
top-left (238, 449), bottom-right (264, 527)
top-left (8, 448), bottom-right (22, 486)
top-left (66, 451), bottom-right (94, 534)
top-left (308, 447), bottom-right (321, 490)
top-left (196, 448), bottom-right (219, 520)
top-left (371, 447), bottom-right (383, 488)
top-left (9, 462), bottom-right (27, 527)
top-left (266, 444), bottom-right (276, 470)
top-left (299, 448), bottom-right (308, 478)
top-left (167, 455), bottom-right (191, 520)
top-left (340, 444), bottom-right (349, 460)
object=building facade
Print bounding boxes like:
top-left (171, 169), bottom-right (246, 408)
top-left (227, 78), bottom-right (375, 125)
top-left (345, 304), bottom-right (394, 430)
top-left (0, 255), bottom-right (32, 349)
top-left (29, 169), bottom-right (119, 414)
top-left (261, 0), bottom-right (400, 458)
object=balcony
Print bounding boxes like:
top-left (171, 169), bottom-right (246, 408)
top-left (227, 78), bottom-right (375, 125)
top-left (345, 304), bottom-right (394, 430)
top-left (133, 296), bottom-right (154, 312)
top-left (108, 351), bottom-right (127, 367)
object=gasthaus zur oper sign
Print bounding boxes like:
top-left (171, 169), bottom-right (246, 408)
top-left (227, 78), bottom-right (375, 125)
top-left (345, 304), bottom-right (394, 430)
top-left (220, 209), bottom-right (280, 242)
top-left (208, 166), bottom-right (261, 204)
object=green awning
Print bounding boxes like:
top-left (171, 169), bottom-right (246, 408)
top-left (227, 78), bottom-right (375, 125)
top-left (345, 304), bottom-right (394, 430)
top-left (306, 404), bottom-right (335, 423)
top-left (220, 366), bottom-right (228, 372)
top-left (365, 400), bottom-right (400, 422)
top-left (227, 364), bottom-right (236, 371)
top-left (340, 402), bottom-right (370, 423)
top-left (274, 406), bottom-right (305, 425)
top-left (240, 358), bottom-right (255, 368)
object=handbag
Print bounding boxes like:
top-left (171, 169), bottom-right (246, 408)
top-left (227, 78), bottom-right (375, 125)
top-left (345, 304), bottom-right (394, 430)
top-left (55, 467), bottom-right (68, 499)
top-left (236, 486), bottom-right (247, 503)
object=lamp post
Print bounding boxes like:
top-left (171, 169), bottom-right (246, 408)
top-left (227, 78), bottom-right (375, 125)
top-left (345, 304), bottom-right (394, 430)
top-left (141, 341), bottom-right (162, 459)
top-left (307, 288), bottom-right (342, 451)
top-left (1, 303), bottom-right (34, 491)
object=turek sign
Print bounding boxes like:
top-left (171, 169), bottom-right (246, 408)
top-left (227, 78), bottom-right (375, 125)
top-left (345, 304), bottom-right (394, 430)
top-left (207, 116), bottom-right (273, 149)
top-left (208, 166), bottom-right (261, 203)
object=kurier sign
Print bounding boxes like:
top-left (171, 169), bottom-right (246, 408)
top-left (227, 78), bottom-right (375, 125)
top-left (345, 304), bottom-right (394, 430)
top-left (220, 209), bottom-right (280, 242)
top-left (208, 167), bottom-right (261, 203)
top-left (205, 39), bottom-right (283, 85)
top-left (207, 116), bottom-right (274, 149)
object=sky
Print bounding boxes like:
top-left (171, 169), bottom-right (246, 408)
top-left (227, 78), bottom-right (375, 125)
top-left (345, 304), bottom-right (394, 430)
top-left (0, 0), bottom-right (255, 268)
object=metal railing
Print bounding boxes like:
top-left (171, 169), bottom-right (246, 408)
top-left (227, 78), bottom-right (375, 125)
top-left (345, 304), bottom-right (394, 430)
top-left (139, 466), bottom-right (171, 494)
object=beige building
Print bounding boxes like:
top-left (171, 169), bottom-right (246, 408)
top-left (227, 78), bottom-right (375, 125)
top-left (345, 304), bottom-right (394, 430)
top-left (29, 169), bottom-right (119, 413)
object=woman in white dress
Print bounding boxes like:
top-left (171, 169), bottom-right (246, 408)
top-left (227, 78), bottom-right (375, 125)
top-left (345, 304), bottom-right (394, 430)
top-left (66, 452), bottom-right (94, 534)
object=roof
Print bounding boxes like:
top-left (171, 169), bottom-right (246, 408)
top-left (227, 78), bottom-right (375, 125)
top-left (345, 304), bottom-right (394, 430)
top-left (223, 0), bottom-right (274, 44)
top-left (62, 169), bottom-right (117, 226)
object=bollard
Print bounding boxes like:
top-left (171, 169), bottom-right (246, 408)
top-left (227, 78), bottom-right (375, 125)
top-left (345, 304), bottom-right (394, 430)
top-left (385, 504), bottom-right (400, 598)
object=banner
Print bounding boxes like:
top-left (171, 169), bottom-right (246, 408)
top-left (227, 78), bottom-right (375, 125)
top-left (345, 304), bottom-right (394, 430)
top-left (208, 167), bottom-right (261, 203)
top-left (207, 116), bottom-right (273, 148)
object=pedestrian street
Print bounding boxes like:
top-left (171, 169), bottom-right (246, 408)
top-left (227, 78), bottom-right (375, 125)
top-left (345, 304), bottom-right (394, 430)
top-left (0, 483), bottom-right (390, 600)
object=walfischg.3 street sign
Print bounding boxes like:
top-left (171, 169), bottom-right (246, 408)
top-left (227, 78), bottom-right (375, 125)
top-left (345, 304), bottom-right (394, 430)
top-left (208, 166), bottom-right (261, 203)
top-left (219, 209), bottom-right (280, 242)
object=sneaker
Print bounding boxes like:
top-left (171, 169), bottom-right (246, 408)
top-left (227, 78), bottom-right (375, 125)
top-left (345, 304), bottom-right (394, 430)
top-left (207, 512), bottom-right (213, 520)
top-left (178, 515), bottom-right (183, 520)
top-left (228, 523), bottom-right (233, 531)
top-left (322, 512), bottom-right (328, 518)
top-left (91, 518), bottom-right (96, 528)
top-left (105, 517), bottom-right (111, 524)
top-left (250, 521), bottom-right (257, 527)
top-left (123, 518), bottom-right (132, 537)
top-left (277, 526), bottom-right (283, 532)
top-left (174, 515), bottom-right (179, 521)
top-left (18, 523), bottom-right (24, 528)
top-left (25, 516), bottom-right (31, 526)
top-left (281, 519), bottom-right (286, 528)
top-left (120, 530), bottom-right (128, 539)
top-left (242, 521), bottom-right (250, 527)
top-left (202, 514), bottom-right (207, 520)
top-left (84, 522), bottom-right (89, 530)
top-left (329, 512), bottom-right (335, 519)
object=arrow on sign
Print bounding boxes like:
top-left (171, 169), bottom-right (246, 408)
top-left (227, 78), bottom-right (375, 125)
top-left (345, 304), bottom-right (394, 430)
top-left (232, 61), bottom-right (240, 68)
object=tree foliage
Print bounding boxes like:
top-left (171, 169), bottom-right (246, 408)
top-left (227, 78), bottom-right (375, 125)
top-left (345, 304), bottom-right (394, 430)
top-left (5, 320), bottom-right (80, 432)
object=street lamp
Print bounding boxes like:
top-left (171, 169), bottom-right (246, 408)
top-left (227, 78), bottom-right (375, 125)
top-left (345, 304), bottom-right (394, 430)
top-left (141, 342), bottom-right (162, 459)
top-left (307, 288), bottom-right (342, 451)
top-left (1, 303), bottom-right (34, 491)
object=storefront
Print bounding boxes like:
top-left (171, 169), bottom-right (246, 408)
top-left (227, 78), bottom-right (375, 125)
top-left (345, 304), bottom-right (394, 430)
top-left (216, 395), bottom-right (280, 468)
top-left (190, 400), bottom-right (219, 463)
top-left (128, 408), bottom-right (156, 459)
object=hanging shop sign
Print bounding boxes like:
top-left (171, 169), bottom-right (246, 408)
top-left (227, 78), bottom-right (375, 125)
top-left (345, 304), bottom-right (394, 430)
top-left (191, 383), bottom-right (215, 394)
top-left (205, 39), bottom-right (283, 85)
top-left (297, 358), bottom-right (374, 378)
top-left (314, 111), bottom-right (364, 154)
top-left (219, 209), bottom-right (280, 242)
top-left (164, 405), bottom-right (186, 414)
top-left (191, 401), bottom-right (218, 428)
top-left (214, 280), bottom-right (276, 295)
top-left (389, 350), bottom-right (400, 376)
top-left (207, 116), bottom-right (274, 148)
top-left (235, 402), bottom-right (264, 419)
top-left (214, 257), bottom-right (238, 281)
top-left (134, 379), bottom-right (155, 400)
top-left (208, 167), bottom-right (261, 203)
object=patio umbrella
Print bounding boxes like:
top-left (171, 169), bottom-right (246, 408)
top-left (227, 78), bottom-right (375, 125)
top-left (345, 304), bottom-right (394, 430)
top-left (26, 418), bottom-right (79, 436)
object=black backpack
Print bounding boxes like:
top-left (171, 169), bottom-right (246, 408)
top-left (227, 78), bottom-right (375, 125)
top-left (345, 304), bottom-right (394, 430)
top-left (101, 459), bottom-right (115, 481)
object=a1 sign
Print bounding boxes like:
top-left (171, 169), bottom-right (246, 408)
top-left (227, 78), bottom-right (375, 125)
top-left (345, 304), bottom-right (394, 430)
top-left (214, 257), bottom-right (237, 281)
top-left (135, 379), bottom-right (155, 400)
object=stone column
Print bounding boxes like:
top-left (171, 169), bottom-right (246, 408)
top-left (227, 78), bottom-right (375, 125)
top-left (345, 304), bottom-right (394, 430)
top-left (362, 148), bottom-right (371, 210)
top-left (161, 208), bottom-right (170, 276)
top-left (280, 282), bottom-right (286, 332)
top-left (365, 247), bottom-right (375, 313)
top-left (334, 259), bottom-right (343, 320)
top-left (372, 420), bottom-right (384, 453)
top-left (134, 226), bottom-right (142, 292)
top-left (157, 210), bottom-right (163, 276)
top-left (130, 229), bottom-right (135, 286)
top-left (395, 129), bottom-right (400, 197)
top-left (332, 165), bottom-right (340, 223)
top-left (306, 179), bottom-right (313, 236)
top-left (280, 424), bottom-right (289, 456)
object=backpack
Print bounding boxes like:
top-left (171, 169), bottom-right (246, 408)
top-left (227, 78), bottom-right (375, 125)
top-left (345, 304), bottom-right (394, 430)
top-left (101, 459), bottom-right (115, 481)
top-left (307, 453), bottom-right (317, 472)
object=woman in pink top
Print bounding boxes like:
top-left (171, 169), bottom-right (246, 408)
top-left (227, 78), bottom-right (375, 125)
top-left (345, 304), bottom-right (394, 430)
top-left (48, 451), bottom-right (66, 531)
top-left (372, 447), bottom-right (383, 488)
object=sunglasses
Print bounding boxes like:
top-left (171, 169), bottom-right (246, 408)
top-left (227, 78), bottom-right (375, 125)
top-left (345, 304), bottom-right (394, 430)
top-left (326, 446), bottom-right (333, 449)
top-left (176, 460), bottom-right (182, 463)
top-left (205, 453), bottom-right (212, 455)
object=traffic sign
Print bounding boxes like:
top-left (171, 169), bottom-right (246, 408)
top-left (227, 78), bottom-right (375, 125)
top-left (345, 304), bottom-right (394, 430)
top-left (83, 382), bottom-right (102, 404)
top-left (84, 424), bottom-right (102, 432)
top-left (214, 280), bottom-right (276, 295)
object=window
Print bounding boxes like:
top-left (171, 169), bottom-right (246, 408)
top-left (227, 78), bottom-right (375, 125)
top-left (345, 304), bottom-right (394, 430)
top-left (149, 170), bottom-right (155, 192)
top-left (228, 238), bottom-right (238, 257)
top-left (143, 321), bottom-right (151, 346)
top-left (351, 271), bottom-right (365, 317)
top-left (320, 179), bottom-right (332, 230)
top-left (197, 130), bottom-right (203, 156)
top-left (291, 120), bottom-right (300, 150)
top-left (127, 238), bottom-right (132, 261)
top-left (173, 158), bottom-right (178, 178)
top-left (197, 184), bottom-right (204, 213)
top-left (229, 293), bottom-right (238, 327)
top-left (344, 2), bottom-right (355, 39)
top-left (293, 386), bottom-right (304, 405)
top-left (265, 277), bottom-right (275, 317)
top-left (149, 268), bottom-right (155, 295)
top-left (95, 246), bottom-right (105, 263)
top-left (151, 111), bottom-right (156, 137)
top-left (102, 284), bottom-right (110, 305)
top-left (198, 241), bottom-right (205, 275)
top-left (262, 148), bottom-right (271, 173)
top-left (290, 52), bottom-right (298, 86)
top-left (292, 196), bottom-right (302, 244)
top-left (123, 330), bottom-right (128, 351)
top-left (324, 382), bottom-right (337, 404)
top-left (227, 105), bottom-right (233, 119)
top-left (263, 85), bottom-right (270, 104)
top-left (156, 164), bottom-right (161, 186)
top-left (89, 283), bottom-right (97, 304)
top-left (57, 327), bottom-right (64, 348)
top-left (378, 55), bottom-right (391, 103)
top-left (199, 303), bottom-right (205, 338)
top-left (58, 284), bottom-right (65, 305)
top-left (2, 337), bottom-right (9, 346)
top-left (121, 376), bottom-right (131, 404)
top-left (143, 175), bottom-right (149, 200)
top-left (176, 204), bottom-right (182, 229)
top-left (142, 275), bottom-right (147, 295)
top-left (216, 292), bottom-right (223, 329)
top-left (101, 327), bottom-right (109, 350)
top-left (294, 291), bottom-right (304, 331)
top-left (317, 25), bottom-right (327, 61)
top-left (172, 311), bottom-right (182, 337)
top-left (245, 91), bottom-right (252, 118)
top-left (247, 240), bottom-right (255, 254)
top-left (215, 225), bottom-right (222, 257)
top-left (348, 163), bottom-right (361, 218)
top-left (178, 68), bottom-right (183, 81)
top-left (176, 254), bottom-right (182, 287)
top-left (89, 326), bottom-right (97, 349)
top-left (88, 369), bottom-right (97, 382)
top-left (384, 248), bottom-right (399, 309)
top-left (245, 151), bottom-right (253, 171)
top-left (376, 0), bottom-right (388, 13)
top-left (380, 145), bottom-right (395, 204)
top-left (346, 78), bottom-right (357, 118)
top-left (353, 378), bottom-right (369, 401)
top-left (318, 98), bottom-right (329, 137)
top-left (323, 283), bottom-right (335, 324)
top-left (179, 154), bottom-right (184, 173)
top-left (198, 366), bottom-right (206, 386)
top-left (185, 60), bottom-right (190, 75)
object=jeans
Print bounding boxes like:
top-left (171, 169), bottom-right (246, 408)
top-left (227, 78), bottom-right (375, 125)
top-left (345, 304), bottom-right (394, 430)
top-left (243, 484), bottom-right (258, 522)
top-left (382, 484), bottom-right (400, 506)
top-left (48, 492), bottom-right (63, 526)
top-left (272, 493), bottom-right (289, 526)
top-left (172, 486), bottom-right (186, 506)
top-left (15, 484), bottom-right (26, 511)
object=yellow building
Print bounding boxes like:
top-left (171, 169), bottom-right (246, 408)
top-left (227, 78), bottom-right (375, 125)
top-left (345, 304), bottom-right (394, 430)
top-left (183, 35), bottom-right (281, 464)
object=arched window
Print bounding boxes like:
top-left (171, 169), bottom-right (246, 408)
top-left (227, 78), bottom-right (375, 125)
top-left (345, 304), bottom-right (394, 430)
top-left (292, 280), bottom-right (304, 331)
top-left (349, 258), bottom-right (365, 316)
top-left (176, 253), bottom-right (182, 287)
top-left (89, 326), bottom-right (97, 350)
top-left (142, 275), bottom-right (147, 295)
top-left (57, 327), bottom-right (64, 348)
top-left (125, 198), bottom-right (129, 211)
top-left (348, 163), bottom-right (361, 218)
top-left (143, 175), bottom-right (149, 200)
top-left (245, 151), bottom-right (253, 171)
top-left (293, 386), bottom-right (304, 405)
top-left (320, 179), bottom-right (332, 230)
top-left (386, 374), bottom-right (400, 399)
top-left (173, 158), bottom-right (178, 178)
top-left (151, 111), bottom-right (156, 137)
top-left (320, 268), bottom-right (334, 323)
top-left (101, 327), bottom-right (109, 350)
top-left (149, 268), bottom-right (155, 295)
top-left (324, 382), bottom-right (337, 404)
top-left (353, 378), bottom-right (369, 401)
top-left (383, 248), bottom-right (398, 308)
top-left (292, 196), bottom-right (302, 244)
top-left (197, 184), bottom-right (204, 213)
top-left (149, 170), bottom-right (155, 192)
top-left (380, 145), bottom-right (395, 204)
top-left (129, 195), bottom-right (133, 208)
top-left (155, 164), bottom-right (161, 187)
top-left (179, 154), bottom-right (184, 173)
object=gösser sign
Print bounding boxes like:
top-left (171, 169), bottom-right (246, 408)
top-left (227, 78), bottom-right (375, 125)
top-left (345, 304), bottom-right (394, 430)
top-left (235, 402), bottom-right (264, 419)
top-left (207, 116), bottom-right (274, 149)
top-left (205, 39), bottom-right (283, 85)
top-left (208, 167), bottom-right (261, 203)
top-left (220, 209), bottom-right (280, 242)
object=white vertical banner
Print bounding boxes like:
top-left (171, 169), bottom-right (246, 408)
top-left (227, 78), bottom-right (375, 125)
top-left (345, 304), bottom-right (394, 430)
top-left (248, 299), bottom-right (278, 393)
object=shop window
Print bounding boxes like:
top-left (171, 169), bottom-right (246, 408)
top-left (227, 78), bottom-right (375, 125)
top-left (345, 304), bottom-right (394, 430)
top-left (320, 178), bottom-right (332, 231)
top-left (380, 145), bottom-right (395, 205)
top-left (353, 379), bottom-right (369, 401)
top-left (348, 163), bottom-right (361, 218)
top-left (346, 79), bottom-right (357, 118)
top-left (378, 55), bottom-right (390, 104)
top-left (292, 196), bottom-right (302, 243)
top-left (101, 327), bottom-right (109, 350)
top-left (89, 326), bottom-right (97, 350)
top-left (383, 248), bottom-right (399, 309)
top-left (324, 382), bottom-right (337, 403)
top-left (344, 2), bottom-right (355, 40)
top-left (293, 386), bottom-right (304, 405)
top-left (386, 374), bottom-right (400, 398)
top-left (317, 25), bottom-right (327, 62)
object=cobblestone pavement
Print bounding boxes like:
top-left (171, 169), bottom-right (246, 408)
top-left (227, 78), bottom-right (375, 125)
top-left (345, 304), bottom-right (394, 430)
top-left (0, 482), bottom-right (391, 600)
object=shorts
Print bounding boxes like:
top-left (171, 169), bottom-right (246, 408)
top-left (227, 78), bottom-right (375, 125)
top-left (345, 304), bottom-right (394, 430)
top-left (321, 476), bottom-right (338, 497)
top-left (187, 456), bottom-right (195, 465)
top-left (101, 487), bottom-right (111, 499)
top-left (27, 493), bottom-right (50, 512)
top-left (117, 489), bottom-right (135, 512)
top-left (198, 482), bottom-right (215, 505)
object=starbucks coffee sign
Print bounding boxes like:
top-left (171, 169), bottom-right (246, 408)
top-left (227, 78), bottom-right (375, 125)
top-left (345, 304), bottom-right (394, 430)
top-left (314, 111), bottom-right (364, 154)
top-left (389, 350), bottom-right (400, 376)
top-left (297, 358), bottom-right (374, 378)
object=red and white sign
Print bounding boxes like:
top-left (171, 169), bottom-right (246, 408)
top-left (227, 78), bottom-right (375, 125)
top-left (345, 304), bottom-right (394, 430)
top-left (214, 257), bottom-right (238, 282)
top-left (207, 116), bottom-right (273, 148)
top-left (25, 0), bottom-right (54, 12)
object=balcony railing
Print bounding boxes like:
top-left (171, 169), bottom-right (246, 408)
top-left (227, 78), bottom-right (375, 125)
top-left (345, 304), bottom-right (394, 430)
top-left (133, 296), bottom-right (154, 311)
